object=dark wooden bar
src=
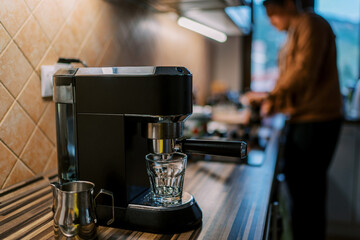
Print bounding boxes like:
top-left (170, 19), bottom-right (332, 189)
top-left (0, 119), bottom-right (283, 240)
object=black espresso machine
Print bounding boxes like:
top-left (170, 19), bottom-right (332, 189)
top-left (53, 66), bottom-right (247, 233)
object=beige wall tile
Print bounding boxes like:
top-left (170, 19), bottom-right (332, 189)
top-left (44, 148), bottom-right (57, 173)
top-left (66, 0), bottom-right (102, 45)
top-left (53, 25), bottom-right (80, 58)
top-left (18, 72), bottom-right (48, 122)
top-left (35, 47), bottom-right (59, 75)
top-left (33, 0), bottom-right (64, 41)
top-left (79, 32), bottom-right (103, 67)
top-left (0, 41), bottom-right (33, 97)
top-left (20, 128), bottom-right (53, 174)
top-left (93, 10), bottom-right (114, 49)
top-left (98, 38), bottom-right (121, 67)
top-left (0, 141), bottom-right (17, 188)
top-left (24, 0), bottom-right (42, 11)
top-left (0, 24), bottom-right (11, 53)
top-left (54, 0), bottom-right (76, 19)
top-left (3, 160), bottom-right (34, 189)
top-left (0, 103), bottom-right (35, 155)
top-left (0, 83), bottom-right (14, 121)
top-left (14, 16), bottom-right (50, 68)
top-left (0, 0), bottom-right (30, 37)
top-left (38, 103), bottom-right (56, 144)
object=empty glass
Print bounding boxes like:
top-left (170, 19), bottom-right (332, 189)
top-left (145, 152), bottom-right (187, 205)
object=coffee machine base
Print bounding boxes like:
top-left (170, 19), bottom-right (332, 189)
top-left (96, 192), bottom-right (202, 233)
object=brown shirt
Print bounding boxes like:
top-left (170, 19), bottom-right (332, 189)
top-left (270, 12), bottom-right (343, 122)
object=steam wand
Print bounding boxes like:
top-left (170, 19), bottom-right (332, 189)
top-left (177, 139), bottom-right (247, 163)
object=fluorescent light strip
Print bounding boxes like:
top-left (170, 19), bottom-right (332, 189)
top-left (177, 17), bottom-right (227, 43)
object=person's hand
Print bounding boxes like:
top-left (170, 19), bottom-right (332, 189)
top-left (260, 99), bottom-right (274, 117)
top-left (240, 92), bottom-right (269, 107)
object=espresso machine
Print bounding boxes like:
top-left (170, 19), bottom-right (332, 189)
top-left (53, 66), bottom-right (247, 233)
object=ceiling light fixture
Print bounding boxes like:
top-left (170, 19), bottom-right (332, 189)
top-left (177, 17), bottom-right (227, 43)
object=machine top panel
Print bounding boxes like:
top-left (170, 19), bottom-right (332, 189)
top-left (75, 66), bottom-right (191, 77)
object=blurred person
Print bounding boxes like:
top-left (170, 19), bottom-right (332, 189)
top-left (243, 0), bottom-right (343, 239)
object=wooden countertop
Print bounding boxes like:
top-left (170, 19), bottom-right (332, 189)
top-left (0, 128), bottom-right (282, 240)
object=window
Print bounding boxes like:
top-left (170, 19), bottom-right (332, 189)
top-left (315, 0), bottom-right (360, 94)
top-left (251, 0), bottom-right (360, 94)
top-left (251, 0), bottom-right (286, 92)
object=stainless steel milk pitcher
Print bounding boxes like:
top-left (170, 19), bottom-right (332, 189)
top-left (51, 181), bottom-right (114, 239)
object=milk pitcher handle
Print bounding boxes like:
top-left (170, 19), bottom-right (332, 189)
top-left (95, 189), bottom-right (115, 225)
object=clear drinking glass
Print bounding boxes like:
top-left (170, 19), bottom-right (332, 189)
top-left (145, 152), bottom-right (187, 205)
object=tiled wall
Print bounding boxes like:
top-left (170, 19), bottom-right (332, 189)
top-left (0, 0), bottom-right (212, 189)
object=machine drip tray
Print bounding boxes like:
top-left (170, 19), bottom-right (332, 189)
top-left (129, 192), bottom-right (195, 210)
top-left (96, 192), bottom-right (202, 233)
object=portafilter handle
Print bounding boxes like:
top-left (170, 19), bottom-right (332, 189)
top-left (178, 139), bottom-right (247, 159)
